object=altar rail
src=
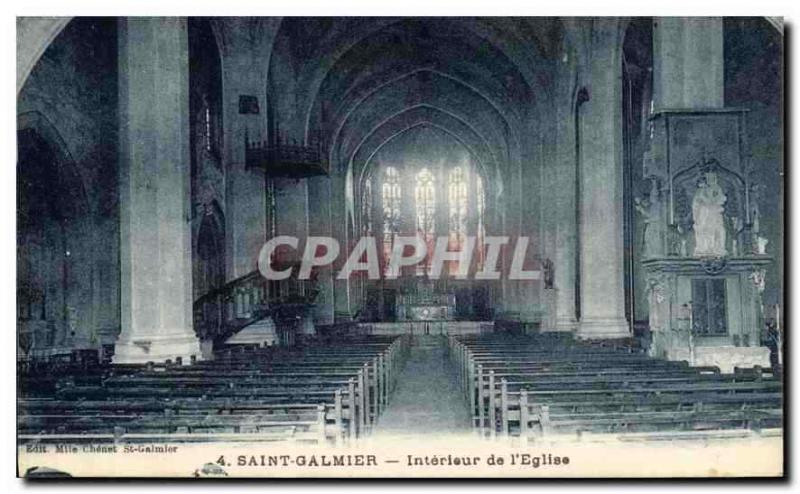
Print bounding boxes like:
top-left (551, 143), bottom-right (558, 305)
top-left (358, 321), bottom-right (493, 336)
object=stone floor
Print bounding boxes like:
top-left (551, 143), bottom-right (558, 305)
top-left (372, 334), bottom-right (472, 437)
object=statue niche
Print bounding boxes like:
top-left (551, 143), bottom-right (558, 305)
top-left (691, 171), bottom-right (727, 257)
top-left (672, 154), bottom-right (745, 258)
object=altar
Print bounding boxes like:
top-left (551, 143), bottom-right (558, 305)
top-left (399, 301), bottom-right (454, 321)
top-left (395, 281), bottom-right (456, 321)
top-left (644, 256), bottom-right (771, 373)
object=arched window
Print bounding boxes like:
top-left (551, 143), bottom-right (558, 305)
top-left (203, 96), bottom-right (214, 153)
top-left (475, 174), bottom-right (486, 271)
top-left (189, 19), bottom-right (223, 167)
top-left (448, 166), bottom-right (468, 239)
top-left (362, 176), bottom-right (373, 236)
top-left (381, 166), bottom-right (401, 268)
top-left (447, 166), bottom-right (468, 275)
top-left (415, 168), bottom-right (436, 275)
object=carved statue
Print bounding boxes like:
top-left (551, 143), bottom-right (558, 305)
top-left (757, 236), bottom-right (769, 255)
top-left (750, 183), bottom-right (764, 235)
top-left (692, 172), bottom-right (727, 256)
top-left (63, 305), bottom-right (79, 345)
top-left (752, 205), bottom-right (761, 236)
top-left (673, 224), bottom-right (689, 257)
top-left (750, 269), bottom-right (766, 293)
top-left (542, 258), bottom-right (554, 289)
top-left (730, 216), bottom-right (744, 256)
top-left (634, 180), bottom-right (663, 258)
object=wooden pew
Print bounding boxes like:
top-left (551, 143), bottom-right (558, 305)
top-left (503, 386), bottom-right (782, 442)
top-left (19, 394), bottom-right (352, 445)
top-left (448, 334), bottom-right (782, 442)
top-left (19, 334), bottom-right (410, 446)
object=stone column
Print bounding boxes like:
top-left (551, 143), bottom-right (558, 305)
top-left (331, 171), bottom-right (352, 321)
top-left (308, 175), bottom-right (335, 325)
top-left (500, 166), bottom-right (522, 321)
top-left (653, 17), bottom-right (724, 109)
top-left (114, 18), bottom-right (202, 363)
top-left (576, 19), bottom-right (630, 339)
top-left (552, 57), bottom-right (579, 332)
top-left (518, 132), bottom-right (543, 326)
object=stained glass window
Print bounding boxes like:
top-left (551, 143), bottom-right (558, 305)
top-left (447, 167), bottom-right (468, 275)
top-left (475, 174), bottom-right (486, 270)
top-left (448, 167), bottom-right (468, 238)
top-left (377, 162), bottom-right (485, 277)
top-left (381, 166), bottom-right (401, 268)
top-left (204, 103), bottom-right (212, 152)
top-left (415, 168), bottom-right (436, 275)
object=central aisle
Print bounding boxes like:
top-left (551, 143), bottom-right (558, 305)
top-left (373, 335), bottom-right (472, 436)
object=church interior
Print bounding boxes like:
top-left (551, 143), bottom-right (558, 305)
top-left (17, 17), bottom-right (783, 447)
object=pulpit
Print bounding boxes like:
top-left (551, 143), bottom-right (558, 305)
top-left (640, 109), bottom-right (772, 373)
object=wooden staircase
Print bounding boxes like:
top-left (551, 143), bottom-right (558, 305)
top-left (192, 268), bottom-right (319, 349)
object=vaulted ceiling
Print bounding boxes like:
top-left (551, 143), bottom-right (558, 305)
top-left (265, 17), bottom-right (567, 186)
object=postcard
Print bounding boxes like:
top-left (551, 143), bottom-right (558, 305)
top-left (16, 16), bottom-right (784, 479)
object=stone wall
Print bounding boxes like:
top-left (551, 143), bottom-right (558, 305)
top-left (17, 18), bottom-right (120, 351)
top-left (724, 18), bottom-right (783, 310)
